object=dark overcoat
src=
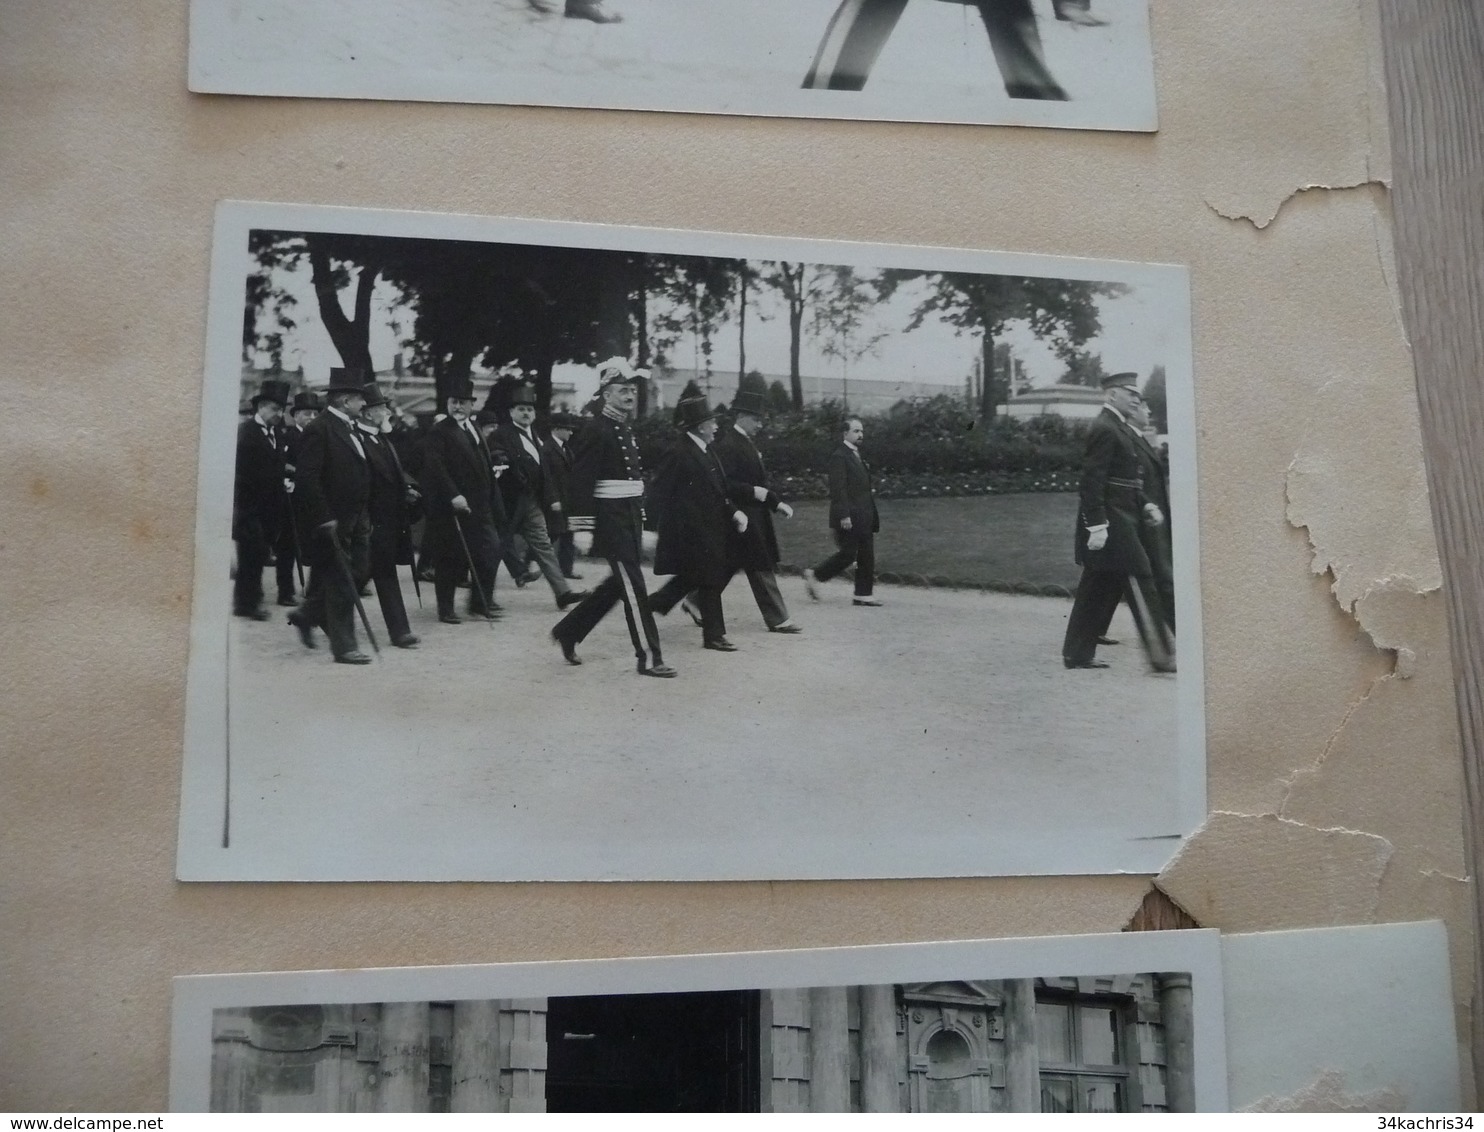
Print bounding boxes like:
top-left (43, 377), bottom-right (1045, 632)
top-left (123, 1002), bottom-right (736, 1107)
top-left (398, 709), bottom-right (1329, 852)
top-left (713, 424), bottom-right (781, 569)
top-left (420, 415), bottom-right (500, 560)
top-left (544, 432), bottom-right (574, 538)
top-left (292, 408), bottom-right (371, 564)
top-left (1133, 432), bottom-right (1172, 584)
top-left (1072, 407), bottom-right (1153, 577)
top-left (492, 422), bottom-right (560, 516)
top-left (652, 437), bottom-right (738, 589)
top-left (361, 427), bottom-right (417, 567)
top-left (826, 443), bottom-right (880, 533)
top-left (567, 413), bottom-right (646, 562)
top-left (233, 417), bottom-right (284, 542)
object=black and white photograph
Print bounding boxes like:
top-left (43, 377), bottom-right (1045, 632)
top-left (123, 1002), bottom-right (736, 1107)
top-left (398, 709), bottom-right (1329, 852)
top-left (169, 932), bottom-right (1227, 1112)
top-left (179, 201), bottom-right (1202, 881)
top-left (188, 0), bottom-right (1157, 131)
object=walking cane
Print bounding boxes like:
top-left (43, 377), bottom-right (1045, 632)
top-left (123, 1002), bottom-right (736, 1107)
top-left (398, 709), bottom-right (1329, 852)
top-left (453, 512), bottom-right (495, 629)
top-left (326, 525), bottom-right (381, 655)
top-left (410, 562), bottom-right (423, 610)
top-left (288, 499), bottom-right (306, 591)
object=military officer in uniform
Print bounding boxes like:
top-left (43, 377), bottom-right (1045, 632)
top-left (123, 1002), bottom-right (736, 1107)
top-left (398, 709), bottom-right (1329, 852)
top-left (287, 369), bottom-right (374, 664)
top-left (357, 383), bottom-right (421, 648)
top-left (422, 377), bottom-right (503, 625)
top-left (550, 359), bottom-right (674, 677)
top-left (648, 395), bottom-right (750, 652)
top-left (709, 390), bottom-right (801, 633)
top-left (233, 379), bottom-right (291, 619)
top-left (1061, 371), bottom-right (1175, 673)
top-left (802, 0), bottom-right (1068, 101)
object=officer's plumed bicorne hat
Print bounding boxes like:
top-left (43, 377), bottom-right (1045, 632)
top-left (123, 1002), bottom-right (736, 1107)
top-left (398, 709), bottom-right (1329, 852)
top-left (675, 395), bottom-right (716, 432)
top-left (595, 357), bottom-right (639, 390)
top-left (1100, 371), bottom-right (1141, 391)
top-left (251, 378), bottom-right (293, 408)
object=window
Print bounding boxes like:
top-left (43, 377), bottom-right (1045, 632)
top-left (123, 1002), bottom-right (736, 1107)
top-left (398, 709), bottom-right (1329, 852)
top-left (1034, 996), bottom-right (1131, 1114)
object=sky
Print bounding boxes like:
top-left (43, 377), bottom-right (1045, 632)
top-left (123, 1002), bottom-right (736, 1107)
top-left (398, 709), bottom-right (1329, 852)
top-left (251, 253), bottom-right (1176, 395)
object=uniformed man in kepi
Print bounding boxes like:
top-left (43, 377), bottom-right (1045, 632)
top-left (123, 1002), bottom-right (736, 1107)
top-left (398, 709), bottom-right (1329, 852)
top-left (232, 378), bottom-right (291, 620)
top-left (550, 359), bottom-right (675, 677)
top-left (1061, 371), bottom-right (1175, 674)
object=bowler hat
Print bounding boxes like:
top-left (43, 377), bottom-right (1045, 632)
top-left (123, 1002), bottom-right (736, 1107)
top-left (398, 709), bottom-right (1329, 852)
top-left (251, 379), bottom-right (292, 408)
top-left (1100, 371), bottom-right (1140, 391)
top-left (361, 383), bottom-right (388, 408)
top-left (327, 367), bottom-right (368, 394)
top-left (675, 395), bottom-right (715, 431)
top-left (731, 390), bottom-right (767, 418)
top-left (290, 391), bottom-right (322, 413)
top-left (549, 411), bottom-right (582, 431)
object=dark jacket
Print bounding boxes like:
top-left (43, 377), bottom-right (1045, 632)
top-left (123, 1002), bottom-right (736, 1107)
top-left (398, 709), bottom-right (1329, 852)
top-left (1133, 430), bottom-right (1172, 584)
top-left (544, 432), bottom-right (574, 537)
top-left (422, 416), bottom-right (498, 523)
top-left (493, 421), bottom-right (560, 516)
top-left (713, 424), bottom-right (781, 569)
top-left (1073, 407), bottom-right (1152, 577)
top-left (568, 412), bottom-right (646, 562)
top-left (652, 435), bottom-right (739, 589)
top-left (360, 426), bottom-right (416, 567)
top-left (826, 443), bottom-right (880, 534)
top-left (234, 416), bottom-right (284, 542)
top-left (292, 408), bottom-right (371, 541)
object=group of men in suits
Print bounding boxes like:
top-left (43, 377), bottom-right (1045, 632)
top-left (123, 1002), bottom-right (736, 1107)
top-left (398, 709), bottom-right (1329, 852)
top-left (1061, 370), bottom-right (1176, 675)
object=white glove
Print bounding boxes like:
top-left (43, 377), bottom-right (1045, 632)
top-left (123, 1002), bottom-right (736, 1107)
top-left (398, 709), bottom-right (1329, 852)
top-left (752, 485), bottom-right (769, 502)
top-left (451, 495), bottom-right (471, 514)
top-left (840, 516), bottom-right (853, 531)
top-left (283, 478), bottom-right (295, 494)
top-left (775, 502), bottom-right (794, 519)
top-left (550, 501), bottom-right (562, 512)
top-left (733, 511), bottom-right (749, 533)
top-left (1086, 524), bottom-right (1109, 552)
top-left (492, 464), bottom-right (508, 479)
top-left (1143, 502), bottom-right (1165, 527)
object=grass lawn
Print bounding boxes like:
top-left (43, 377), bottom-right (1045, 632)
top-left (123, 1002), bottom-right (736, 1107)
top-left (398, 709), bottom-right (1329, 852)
top-left (773, 492), bottom-right (1083, 590)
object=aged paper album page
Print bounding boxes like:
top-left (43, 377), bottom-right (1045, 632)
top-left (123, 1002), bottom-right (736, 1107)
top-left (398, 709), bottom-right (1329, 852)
top-left (183, 201), bottom-right (1203, 882)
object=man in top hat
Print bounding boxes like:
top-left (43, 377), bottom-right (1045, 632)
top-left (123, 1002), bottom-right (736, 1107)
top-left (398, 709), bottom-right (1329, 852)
top-left (233, 378), bottom-right (292, 620)
top-left (493, 383), bottom-right (586, 611)
top-left (273, 390), bottom-right (321, 607)
top-left (357, 383), bottom-right (422, 648)
top-left (551, 358), bottom-right (674, 677)
top-left (708, 389), bottom-right (801, 634)
top-left (648, 395), bottom-right (750, 652)
top-left (802, 0), bottom-right (1067, 101)
top-left (287, 368), bottom-right (374, 664)
top-left (803, 416), bottom-right (882, 606)
top-left (545, 411), bottom-right (583, 580)
top-left (422, 377), bottom-right (504, 624)
top-left (1061, 371), bottom-right (1175, 673)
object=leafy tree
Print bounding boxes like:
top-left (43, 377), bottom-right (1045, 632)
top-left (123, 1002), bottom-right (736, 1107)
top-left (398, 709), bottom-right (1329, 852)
top-left (766, 380), bottom-right (792, 415)
top-left (757, 261), bottom-right (832, 411)
top-left (809, 266), bottom-right (887, 412)
top-left (1060, 348), bottom-right (1108, 388)
top-left (880, 270), bottom-right (1127, 418)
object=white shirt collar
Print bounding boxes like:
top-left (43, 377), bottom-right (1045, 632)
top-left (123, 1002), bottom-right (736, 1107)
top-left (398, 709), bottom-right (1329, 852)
top-left (844, 440), bottom-right (859, 453)
top-left (327, 404), bottom-right (353, 425)
top-left (1103, 403), bottom-right (1129, 426)
top-left (688, 432), bottom-right (709, 452)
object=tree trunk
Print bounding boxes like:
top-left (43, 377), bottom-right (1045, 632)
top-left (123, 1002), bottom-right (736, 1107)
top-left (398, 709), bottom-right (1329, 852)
top-left (307, 237), bottom-right (377, 375)
top-left (980, 329), bottom-right (995, 420)
top-left (738, 271), bottom-right (748, 381)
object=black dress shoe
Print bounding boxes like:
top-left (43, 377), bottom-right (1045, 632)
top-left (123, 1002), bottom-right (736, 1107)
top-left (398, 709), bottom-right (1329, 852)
top-left (1006, 80), bottom-right (1068, 100)
top-left (1064, 658), bottom-right (1111, 669)
top-left (552, 633), bottom-right (581, 665)
top-left (639, 662), bottom-right (677, 678)
top-left (768, 622), bottom-right (803, 634)
top-left (562, 571), bottom-right (584, 581)
top-left (334, 651), bottom-right (373, 665)
top-left (276, 595), bottom-right (298, 607)
top-left (566, 0), bottom-right (622, 22)
top-left (439, 612), bottom-right (463, 625)
top-left (556, 589), bottom-right (588, 610)
top-left (703, 637), bottom-right (738, 652)
top-left (679, 597), bottom-right (704, 627)
top-left (286, 610), bottom-right (317, 648)
top-left (235, 608), bottom-right (272, 621)
top-left (1152, 660), bottom-right (1178, 674)
top-left (1097, 636), bottom-right (1121, 646)
top-left (393, 634), bottom-right (420, 648)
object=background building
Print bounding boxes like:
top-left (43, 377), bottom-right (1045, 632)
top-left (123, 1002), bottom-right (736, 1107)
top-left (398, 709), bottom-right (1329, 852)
top-left (210, 974), bottom-right (1196, 1113)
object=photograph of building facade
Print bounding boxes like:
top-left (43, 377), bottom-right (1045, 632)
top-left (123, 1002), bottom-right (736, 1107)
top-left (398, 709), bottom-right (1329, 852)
top-left (209, 973), bottom-right (1196, 1113)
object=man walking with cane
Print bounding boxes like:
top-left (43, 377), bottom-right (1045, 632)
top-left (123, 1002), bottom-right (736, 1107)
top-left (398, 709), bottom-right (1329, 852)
top-left (287, 368), bottom-right (375, 665)
top-left (422, 377), bottom-right (503, 625)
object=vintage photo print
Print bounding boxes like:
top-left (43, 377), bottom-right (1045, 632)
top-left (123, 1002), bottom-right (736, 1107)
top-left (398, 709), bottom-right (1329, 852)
top-left (170, 931), bottom-right (1228, 1112)
top-left (179, 200), bottom-right (1202, 881)
top-left (188, 0), bottom-right (1157, 131)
